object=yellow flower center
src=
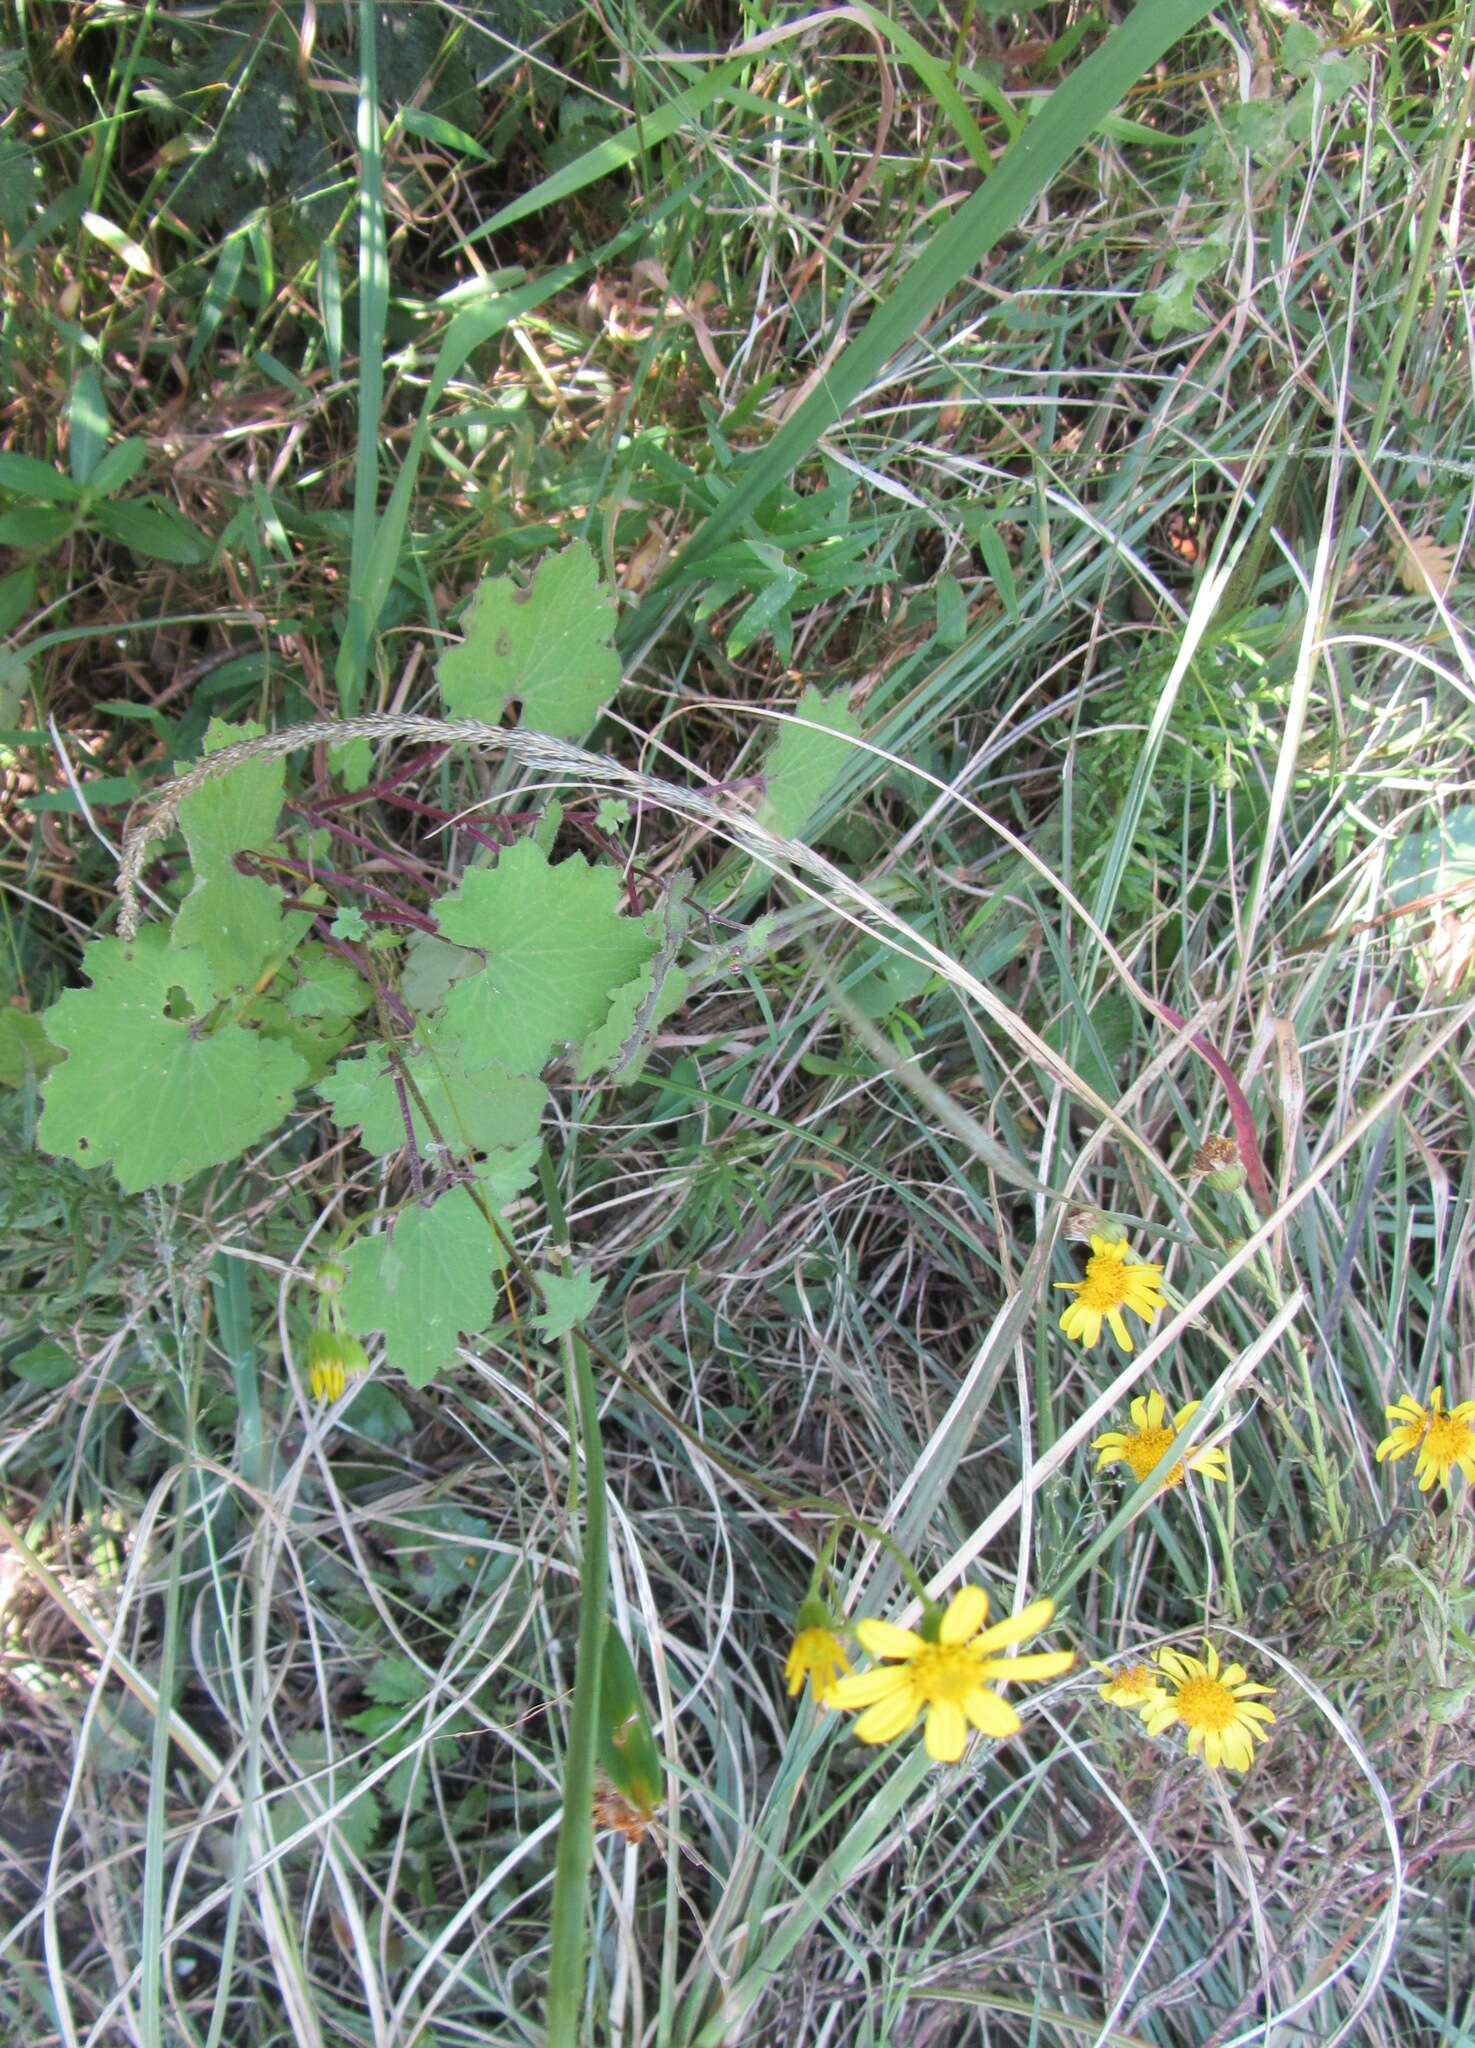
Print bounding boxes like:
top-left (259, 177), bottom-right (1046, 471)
top-left (910, 1644), bottom-right (985, 1706)
top-left (1426, 1415), bottom-right (1474, 1462)
top-left (1077, 1249), bottom-right (1135, 1312)
top-left (1175, 1674), bottom-right (1238, 1734)
top-left (1122, 1427), bottom-right (1186, 1489)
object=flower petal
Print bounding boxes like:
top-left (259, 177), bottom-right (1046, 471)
top-left (975, 1596), bottom-right (1056, 1654)
top-left (980, 1649), bottom-right (1075, 1684)
top-left (854, 1619), bottom-right (925, 1660)
top-left (924, 1701), bottom-right (968, 1762)
top-left (853, 1690), bottom-right (920, 1746)
top-left (963, 1687), bottom-right (1020, 1739)
top-left (938, 1585), bottom-right (988, 1644)
top-left (828, 1666), bottom-right (910, 1710)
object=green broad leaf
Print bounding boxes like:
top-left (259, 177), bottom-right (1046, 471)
top-left (0, 1007), bottom-right (61, 1087)
top-left (389, 1503), bottom-right (509, 1610)
top-left (437, 841), bottom-right (659, 1074)
top-left (0, 646), bottom-right (30, 727)
top-left (398, 930), bottom-right (481, 1011)
top-left (361, 1657), bottom-right (428, 1709)
top-left (755, 685), bottom-right (862, 840)
top-left (329, 736), bottom-right (373, 790)
top-left (0, 566), bottom-right (36, 638)
top-left (0, 505), bottom-right (73, 549)
top-left (284, 947), bottom-right (371, 1023)
top-left (37, 928), bottom-right (309, 1193)
top-left (253, 995), bottom-right (357, 1086)
top-left (9, 1340), bottom-right (75, 1389)
top-left (275, 1735), bottom-right (381, 1861)
top-left (531, 1264), bottom-right (605, 1341)
top-left (87, 438), bottom-right (148, 499)
top-left (473, 1139), bottom-right (543, 1210)
top-left (847, 943), bottom-right (933, 1020)
top-left (68, 367), bottom-right (109, 487)
top-left (90, 496), bottom-right (211, 565)
top-left (172, 719), bottom-right (312, 993)
top-left (437, 541), bottom-right (620, 739)
top-left (1386, 805), bottom-right (1475, 906)
top-left (0, 454), bottom-right (81, 504)
top-left (340, 1184), bottom-right (500, 1387)
top-left (340, 1379), bottom-right (413, 1444)
top-left (320, 1028), bottom-right (547, 1159)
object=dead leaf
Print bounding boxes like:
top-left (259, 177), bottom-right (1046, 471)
top-left (1397, 532), bottom-right (1457, 595)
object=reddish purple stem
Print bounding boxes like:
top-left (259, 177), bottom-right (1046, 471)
top-left (1152, 1000), bottom-right (1273, 1217)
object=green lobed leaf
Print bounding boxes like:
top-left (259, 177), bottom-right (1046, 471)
top-left (755, 685), bottom-right (862, 840)
top-left (398, 930), bottom-right (481, 1011)
top-left (531, 1265), bottom-right (606, 1341)
top-left (437, 541), bottom-right (620, 739)
top-left (283, 946), bottom-right (372, 1023)
top-left (574, 960), bottom-right (689, 1084)
top-left (340, 1180), bottom-right (509, 1387)
top-left (320, 1024), bottom-right (547, 1159)
top-left (37, 928), bottom-right (309, 1193)
top-left (172, 720), bottom-right (312, 993)
top-left (437, 841), bottom-right (659, 1074)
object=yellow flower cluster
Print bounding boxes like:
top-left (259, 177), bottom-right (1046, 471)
top-left (785, 1587), bottom-right (1073, 1765)
top-left (1376, 1386), bottom-right (1475, 1494)
top-left (1055, 1234), bottom-right (1165, 1354)
top-left (1099, 1642), bottom-right (1275, 1774)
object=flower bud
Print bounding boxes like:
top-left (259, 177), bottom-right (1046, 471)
top-left (1065, 1207), bottom-right (1127, 1245)
top-left (1192, 1136), bottom-right (1245, 1193)
top-left (306, 1327), bottom-right (370, 1403)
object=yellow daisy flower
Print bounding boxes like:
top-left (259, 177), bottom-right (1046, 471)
top-left (1140, 1640), bottom-right (1275, 1773)
top-left (1376, 1385), bottom-right (1475, 1493)
top-left (1093, 1659), bottom-right (1168, 1714)
top-left (1092, 1391), bottom-right (1230, 1493)
top-left (307, 1328), bottom-right (370, 1404)
top-left (1055, 1235), bottom-right (1166, 1352)
top-left (827, 1587), bottom-right (1074, 1764)
top-left (783, 1598), bottom-right (851, 1706)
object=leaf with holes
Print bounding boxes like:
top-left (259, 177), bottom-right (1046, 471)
top-left (437, 841), bottom-right (658, 1074)
top-left (37, 928), bottom-right (308, 1192)
top-left (436, 541), bottom-right (620, 738)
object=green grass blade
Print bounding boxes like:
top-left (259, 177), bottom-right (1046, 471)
top-left (542, 1157), bottom-right (609, 2048)
top-left (619, 0), bottom-right (1219, 652)
top-left (333, 0), bottom-right (388, 716)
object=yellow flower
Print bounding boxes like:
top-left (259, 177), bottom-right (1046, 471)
top-left (783, 1606), bottom-right (850, 1706)
top-left (1055, 1235), bottom-right (1165, 1352)
top-left (827, 1587), bottom-right (1074, 1764)
top-left (307, 1328), bottom-right (370, 1404)
top-left (1093, 1660), bottom-right (1168, 1714)
top-left (1140, 1641), bottom-right (1274, 1773)
top-left (1092, 1391), bottom-right (1230, 1493)
top-left (1376, 1386), bottom-right (1475, 1493)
